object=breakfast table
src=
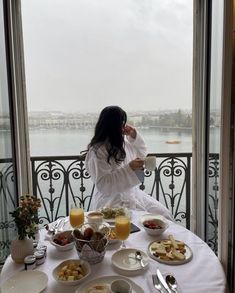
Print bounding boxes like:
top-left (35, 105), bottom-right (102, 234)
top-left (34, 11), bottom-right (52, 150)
top-left (0, 210), bottom-right (227, 293)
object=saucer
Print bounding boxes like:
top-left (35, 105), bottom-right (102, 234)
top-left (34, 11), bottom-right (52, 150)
top-left (1, 270), bottom-right (48, 293)
top-left (111, 248), bottom-right (149, 273)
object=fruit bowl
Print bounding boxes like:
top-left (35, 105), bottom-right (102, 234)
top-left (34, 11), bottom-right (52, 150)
top-left (52, 259), bottom-right (91, 286)
top-left (51, 230), bottom-right (74, 251)
top-left (140, 214), bottom-right (169, 236)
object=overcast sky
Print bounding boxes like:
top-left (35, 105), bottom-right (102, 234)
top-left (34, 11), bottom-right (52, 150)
top-left (21, 0), bottom-right (193, 114)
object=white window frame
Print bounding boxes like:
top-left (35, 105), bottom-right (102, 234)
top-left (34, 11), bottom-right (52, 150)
top-left (4, 0), bottom-right (31, 195)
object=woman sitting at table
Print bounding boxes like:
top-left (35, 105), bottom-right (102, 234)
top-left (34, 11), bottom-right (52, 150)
top-left (85, 105), bottom-right (173, 220)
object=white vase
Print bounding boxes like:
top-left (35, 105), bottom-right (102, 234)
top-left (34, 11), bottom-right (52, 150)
top-left (10, 238), bottom-right (34, 263)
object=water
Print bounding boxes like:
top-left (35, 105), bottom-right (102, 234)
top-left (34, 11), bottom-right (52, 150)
top-left (28, 128), bottom-right (192, 156)
top-left (0, 126), bottom-right (221, 157)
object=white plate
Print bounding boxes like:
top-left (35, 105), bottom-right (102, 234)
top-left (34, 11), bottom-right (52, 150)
top-left (75, 275), bottom-right (144, 293)
top-left (148, 239), bottom-right (193, 265)
top-left (111, 248), bottom-right (149, 272)
top-left (99, 207), bottom-right (132, 223)
top-left (1, 270), bottom-right (48, 293)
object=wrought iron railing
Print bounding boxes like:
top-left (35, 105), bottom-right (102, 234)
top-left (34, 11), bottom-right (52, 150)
top-left (0, 158), bottom-right (16, 264)
top-left (31, 153), bottom-right (192, 229)
top-left (0, 152), bottom-right (220, 262)
top-left (207, 153), bottom-right (219, 254)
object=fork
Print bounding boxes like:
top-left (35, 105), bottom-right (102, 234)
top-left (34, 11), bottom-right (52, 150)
top-left (152, 274), bottom-right (165, 293)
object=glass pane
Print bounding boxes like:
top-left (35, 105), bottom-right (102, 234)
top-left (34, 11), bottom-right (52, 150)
top-left (21, 1), bottom-right (193, 227)
top-left (207, 0), bottom-right (223, 254)
top-left (0, 0), bottom-right (17, 263)
top-left (21, 0), bottom-right (193, 156)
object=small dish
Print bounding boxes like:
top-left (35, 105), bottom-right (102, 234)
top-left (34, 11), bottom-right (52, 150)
top-left (52, 259), bottom-right (91, 286)
top-left (86, 211), bottom-right (104, 226)
top-left (111, 248), bottom-right (149, 273)
top-left (140, 214), bottom-right (168, 236)
top-left (51, 230), bottom-right (74, 251)
top-left (107, 226), bottom-right (120, 244)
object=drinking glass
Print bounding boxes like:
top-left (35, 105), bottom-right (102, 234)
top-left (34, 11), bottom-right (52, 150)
top-left (115, 215), bottom-right (130, 249)
top-left (69, 205), bottom-right (84, 229)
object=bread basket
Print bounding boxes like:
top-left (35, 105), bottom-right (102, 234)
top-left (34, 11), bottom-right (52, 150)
top-left (72, 223), bottom-right (110, 264)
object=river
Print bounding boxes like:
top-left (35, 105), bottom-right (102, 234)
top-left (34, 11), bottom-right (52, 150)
top-left (0, 127), bottom-right (221, 157)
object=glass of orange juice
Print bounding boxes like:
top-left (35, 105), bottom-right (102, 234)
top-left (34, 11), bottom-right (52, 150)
top-left (115, 215), bottom-right (130, 249)
top-left (69, 204), bottom-right (84, 228)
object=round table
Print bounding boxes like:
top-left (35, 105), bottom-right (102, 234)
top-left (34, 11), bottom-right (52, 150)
top-left (0, 210), bottom-right (227, 293)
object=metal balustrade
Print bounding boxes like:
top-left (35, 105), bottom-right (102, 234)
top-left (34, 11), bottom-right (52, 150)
top-left (30, 153), bottom-right (192, 230)
top-left (0, 152), bottom-right (219, 262)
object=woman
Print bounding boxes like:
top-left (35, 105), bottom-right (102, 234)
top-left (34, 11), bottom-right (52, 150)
top-left (85, 106), bottom-right (173, 220)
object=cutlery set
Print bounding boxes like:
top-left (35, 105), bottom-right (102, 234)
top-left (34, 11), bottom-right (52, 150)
top-left (46, 217), bottom-right (68, 234)
top-left (152, 268), bottom-right (178, 292)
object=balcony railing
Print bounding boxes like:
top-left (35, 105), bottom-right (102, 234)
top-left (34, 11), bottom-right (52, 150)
top-left (0, 152), bottom-right (219, 263)
top-left (31, 153), bottom-right (192, 229)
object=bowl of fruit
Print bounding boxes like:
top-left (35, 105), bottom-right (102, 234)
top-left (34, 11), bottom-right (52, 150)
top-left (140, 214), bottom-right (169, 236)
top-left (51, 230), bottom-right (75, 251)
top-left (52, 259), bottom-right (91, 286)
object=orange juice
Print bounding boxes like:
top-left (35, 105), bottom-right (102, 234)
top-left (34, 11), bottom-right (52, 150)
top-left (115, 216), bottom-right (130, 241)
top-left (69, 208), bottom-right (84, 228)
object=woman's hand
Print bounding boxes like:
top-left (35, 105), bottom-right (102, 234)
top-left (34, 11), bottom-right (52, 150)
top-left (129, 158), bottom-right (144, 171)
top-left (123, 124), bottom-right (136, 139)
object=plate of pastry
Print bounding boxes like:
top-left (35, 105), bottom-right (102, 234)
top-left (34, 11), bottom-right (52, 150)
top-left (148, 234), bottom-right (193, 265)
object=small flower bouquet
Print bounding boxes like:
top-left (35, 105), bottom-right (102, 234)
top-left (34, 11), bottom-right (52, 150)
top-left (10, 194), bottom-right (41, 240)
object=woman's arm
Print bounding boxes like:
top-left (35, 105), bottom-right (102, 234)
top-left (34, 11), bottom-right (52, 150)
top-left (124, 125), bottom-right (148, 158)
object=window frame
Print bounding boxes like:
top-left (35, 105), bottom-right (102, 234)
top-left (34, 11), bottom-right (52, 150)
top-left (3, 0), bottom-right (31, 195)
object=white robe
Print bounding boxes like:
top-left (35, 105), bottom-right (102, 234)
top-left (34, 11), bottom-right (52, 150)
top-left (85, 132), bottom-right (173, 220)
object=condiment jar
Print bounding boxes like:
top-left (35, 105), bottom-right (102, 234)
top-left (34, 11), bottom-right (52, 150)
top-left (24, 255), bottom-right (36, 270)
top-left (36, 244), bottom-right (47, 257)
top-left (34, 250), bottom-right (45, 265)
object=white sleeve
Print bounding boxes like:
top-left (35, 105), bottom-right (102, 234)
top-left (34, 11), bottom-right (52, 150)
top-left (85, 147), bottom-right (140, 195)
top-left (126, 130), bottom-right (148, 158)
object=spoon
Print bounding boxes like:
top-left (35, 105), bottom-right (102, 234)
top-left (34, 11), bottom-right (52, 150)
top-left (165, 274), bottom-right (178, 292)
top-left (135, 251), bottom-right (145, 268)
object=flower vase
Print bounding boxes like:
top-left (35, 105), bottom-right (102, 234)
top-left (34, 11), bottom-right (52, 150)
top-left (10, 237), bottom-right (34, 263)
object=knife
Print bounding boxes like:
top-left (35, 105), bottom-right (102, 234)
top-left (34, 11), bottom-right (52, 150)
top-left (156, 268), bottom-right (172, 293)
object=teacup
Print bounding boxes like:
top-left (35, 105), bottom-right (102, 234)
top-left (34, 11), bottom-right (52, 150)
top-left (86, 211), bottom-right (104, 226)
top-left (144, 156), bottom-right (156, 171)
top-left (111, 279), bottom-right (132, 293)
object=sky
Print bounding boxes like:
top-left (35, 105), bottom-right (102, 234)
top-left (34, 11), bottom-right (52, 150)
top-left (21, 0), bottom-right (193, 114)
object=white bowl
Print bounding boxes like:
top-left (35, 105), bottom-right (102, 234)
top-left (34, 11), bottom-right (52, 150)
top-left (140, 214), bottom-right (168, 236)
top-left (51, 230), bottom-right (74, 251)
top-left (52, 259), bottom-right (91, 286)
top-left (86, 211), bottom-right (104, 226)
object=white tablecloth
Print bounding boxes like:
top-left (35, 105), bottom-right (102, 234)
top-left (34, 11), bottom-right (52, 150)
top-left (0, 211), bottom-right (227, 293)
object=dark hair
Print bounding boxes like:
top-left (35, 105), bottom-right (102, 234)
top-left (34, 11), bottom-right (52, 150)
top-left (88, 106), bottom-right (127, 164)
